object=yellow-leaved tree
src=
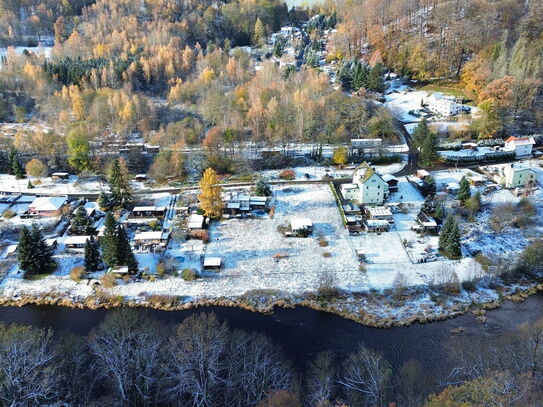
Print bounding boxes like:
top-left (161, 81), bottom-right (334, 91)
top-left (198, 168), bottom-right (223, 218)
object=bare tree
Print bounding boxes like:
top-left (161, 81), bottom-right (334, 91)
top-left (58, 333), bottom-right (97, 406)
top-left (224, 330), bottom-right (294, 407)
top-left (88, 310), bottom-right (165, 407)
top-left (0, 324), bottom-right (60, 407)
top-left (304, 351), bottom-right (336, 407)
top-left (338, 346), bottom-right (392, 407)
top-left (397, 359), bottom-right (432, 407)
top-left (167, 312), bottom-right (229, 407)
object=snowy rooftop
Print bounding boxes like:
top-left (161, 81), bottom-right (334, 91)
top-left (29, 196), bottom-right (67, 211)
top-left (290, 218), bottom-right (313, 230)
top-left (65, 236), bottom-right (91, 245)
top-left (132, 206), bottom-right (166, 212)
top-left (188, 214), bottom-right (205, 229)
top-left (365, 219), bottom-right (390, 227)
top-left (366, 207), bottom-right (393, 217)
top-left (134, 231), bottom-right (163, 241)
top-left (203, 257), bottom-right (222, 268)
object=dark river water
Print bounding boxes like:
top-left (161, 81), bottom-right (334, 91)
top-left (0, 294), bottom-right (541, 373)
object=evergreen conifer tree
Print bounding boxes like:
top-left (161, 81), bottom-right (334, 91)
top-left (8, 146), bottom-right (24, 179)
top-left (84, 235), bottom-right (101, 272)
top-left (412, 119), bottom-right (438, 166)
top-left (17, 226), bottom-right (33, 274)
top-left (97, 192), bottom-right (112, 211)
top-left (18, 224), bottom-right (57, 277)
top-left (70, 206), bottom-right (96, 236)
top-left (435, 203), bottom-right (445, 222)
top-left (448, 220), bottom-right (462, 258)
top-left (107, 159), bottom-right (132, 209)
top-left (31, 224), bottom-right (56, 274)
top-left (100, 212), bottom-right (118, 267)
top-left (439, 216), bottom-right (453, 253)
top-left (115, 226), bottom-right (138, 272)
top-left (367, 63), bottom-right (384, 93)
top-left (457, 176), bottom-right (472, 201)
top-left (421, 195), bottom-right (435, 213)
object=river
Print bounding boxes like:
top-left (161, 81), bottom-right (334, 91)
top-left (0, 293), bottom-right (541, 373)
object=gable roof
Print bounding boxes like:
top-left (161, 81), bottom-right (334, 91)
top-left (356, 162), bottom-right (385, 184)
top-left (505, 136), bottom-right (535, 146)
top-left (29, 196), bottom-right (67, 212)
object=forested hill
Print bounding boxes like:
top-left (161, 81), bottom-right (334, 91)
top-left (331, 0), bottom-right (543, 135)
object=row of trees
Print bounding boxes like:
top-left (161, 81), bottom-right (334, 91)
top-left (1, 309), bottom-right (542, 406)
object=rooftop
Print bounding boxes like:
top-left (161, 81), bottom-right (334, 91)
top-left (203, 257), bottom-right (222, 268)
top-left (134, 231), bottom-right (164, 241)
top-left (29, 196), bottom-right (67, 211)
top-left (291, 218), bottom-right (313, 230)
top-left (65, 236), bottom-right (91, 245)
top-left (366, 207), bottom-right (393, 216)
top-left (132, 206), bottom-right (166, 212)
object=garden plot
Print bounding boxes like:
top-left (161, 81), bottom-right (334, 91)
top-left (204, 184), bottom-right (362, 293)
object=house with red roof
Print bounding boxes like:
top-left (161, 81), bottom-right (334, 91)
top-left (504, 136), bottom-right (535, 158)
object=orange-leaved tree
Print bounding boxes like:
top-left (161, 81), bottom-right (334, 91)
top-left (198, 168), bottom-right (223, 218)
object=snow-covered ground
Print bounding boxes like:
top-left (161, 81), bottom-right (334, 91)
top-left (384, 82), bottom-right (427, 123)
top-left (0, 45), bottom-right (52, 63)
top-left (260, 161), bottom-right (406, 181)
top-left (384, 78), bottom-right (476, 135)
top-left (0, 183), bottom-right (487, 301)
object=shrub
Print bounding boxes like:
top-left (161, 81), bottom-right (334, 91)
top-left (273, 252), bottom-right (289, 260)
top-left (156, 262), bottom-right (165, 277)
top-left (100, 273), bottom-right (117, 288)
top-left (190, 230), bottom-right (209, 243)
top-left (316, 270), bottom-right (340, 300)
top-left (279, 169), bottom-right (295, 180)
top-left (148, 294), bottom-right (180, 306)
top-left (181, 268), bottom-right (198, 281)
top-left (461, 280), bottom-right (477, 292)
top-left (69, 266), bottom-right (86, 282)
top-left (2, 209), bottom-right (15, 219)
top-left (255, 178), bottom-right (272, 196)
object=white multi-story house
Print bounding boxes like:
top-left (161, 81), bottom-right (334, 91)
top-left (427, 92), bottom-right (462, 116)
top-left (503, 136), bottom-right (535, 158)
top-left (502, 163), bottom-right (536, 189)
top-left (340, 162), bottom-right (389, 205)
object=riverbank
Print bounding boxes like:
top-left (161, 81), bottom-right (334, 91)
top-left (0, 280), bottom-right (540, 328)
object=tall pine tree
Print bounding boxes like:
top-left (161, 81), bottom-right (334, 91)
top-left (107, 158), bottom-right (132, 209)
top-left (100, 212), bottom-right (118, 267)
top-left (17, 227), bottom-right (33, 274)
top-left (439, 216), bottom-right (454, 253)
top-left (412, 119), bottom-right (438, 166)
top-left (8, 146), bottom-right (24, 179)
top-left (447, 220), bottom-right (462, 258)
top-left (84, 235), bottom-right (101, 272)
top-left (18, 224), bottom-right (57, 277)
top-left (115, 226), bottom-right (138, 272)
top-left (439, 216), bottom-right (461, 258)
